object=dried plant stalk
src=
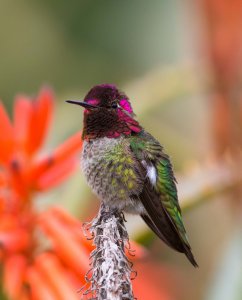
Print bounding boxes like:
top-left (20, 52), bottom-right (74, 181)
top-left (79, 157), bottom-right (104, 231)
top-left (83, 203), bottom-right (134, 300)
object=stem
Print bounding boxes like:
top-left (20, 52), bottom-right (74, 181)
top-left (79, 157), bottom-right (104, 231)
top-left (84, 203), bottom-right (134, 300)
top-left (180, 161), bottom-right (242, 213)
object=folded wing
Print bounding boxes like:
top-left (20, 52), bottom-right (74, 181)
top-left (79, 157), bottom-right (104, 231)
top-left (130, 131), bottom-right (198, 267)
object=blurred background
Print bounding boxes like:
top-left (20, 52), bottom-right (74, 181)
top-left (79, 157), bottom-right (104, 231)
top-left (1, 0), bottom-right (242, 299)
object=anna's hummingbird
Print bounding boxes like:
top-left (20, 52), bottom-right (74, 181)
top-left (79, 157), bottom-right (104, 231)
top-left (67, 84), bottom-right (198, 267)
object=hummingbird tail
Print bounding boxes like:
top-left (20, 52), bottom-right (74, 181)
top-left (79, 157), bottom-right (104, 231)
top-left (141, 214), bottom-right (198, 267)
top-left (183, 245), bottom-right (199, 268)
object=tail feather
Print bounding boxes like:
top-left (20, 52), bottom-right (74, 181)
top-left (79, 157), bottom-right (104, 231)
top-left (141, 212), bottom-right (198, 267)
top-left (183, 244), bottom-right (198, 268)
top-left (136, 176), bottom-right (198, 267)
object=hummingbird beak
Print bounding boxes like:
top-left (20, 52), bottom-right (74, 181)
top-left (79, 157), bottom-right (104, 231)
top-left (66, 100), bottom-right (97, 109)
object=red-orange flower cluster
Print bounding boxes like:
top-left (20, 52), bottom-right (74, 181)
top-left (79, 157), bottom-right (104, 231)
top-left (0, 88), bottom-right (82, 198)
top-left (0, 88), bottom-right (86, 299)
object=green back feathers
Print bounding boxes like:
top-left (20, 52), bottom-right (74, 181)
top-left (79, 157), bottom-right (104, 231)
top-left (156, 159), bottom-right (189, 244)
top-left (130, 131), bottom-right (190, 246)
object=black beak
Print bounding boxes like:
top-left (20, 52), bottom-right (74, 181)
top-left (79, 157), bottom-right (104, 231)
top-left (66, 100), bottom-right (97, 109)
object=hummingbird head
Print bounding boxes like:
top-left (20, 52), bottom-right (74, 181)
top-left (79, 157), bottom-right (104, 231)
top-left (67, 84), bottom-right (142, 140)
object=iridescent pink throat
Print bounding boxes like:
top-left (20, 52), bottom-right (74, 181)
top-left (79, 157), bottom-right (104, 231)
top-left (82, 99), bottom-right (142, 140)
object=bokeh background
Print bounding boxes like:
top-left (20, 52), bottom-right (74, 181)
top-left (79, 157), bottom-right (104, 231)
top-left (1, 0), bottom-right (242, 299)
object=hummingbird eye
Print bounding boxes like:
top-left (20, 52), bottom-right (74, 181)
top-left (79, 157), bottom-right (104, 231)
top-left (111, 102), bottom-right (118, 109)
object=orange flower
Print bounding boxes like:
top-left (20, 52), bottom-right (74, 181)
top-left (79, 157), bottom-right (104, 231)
top-left (0, 89), bottom-right (85, 299)
top-left (0, 88), bottom-right (82, 199)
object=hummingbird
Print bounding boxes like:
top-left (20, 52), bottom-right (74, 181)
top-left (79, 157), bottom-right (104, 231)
top-left (67, 84), bottom-right (198, 267)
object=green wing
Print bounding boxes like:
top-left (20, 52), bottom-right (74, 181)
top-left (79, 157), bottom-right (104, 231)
top-left (130, 131), bottom-right (198, 267)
